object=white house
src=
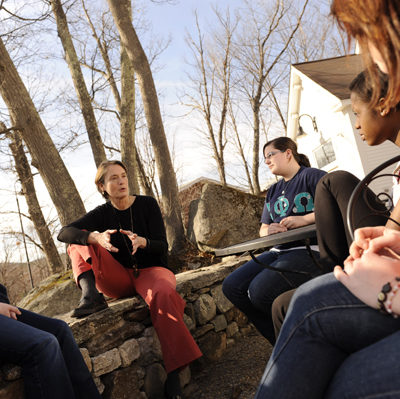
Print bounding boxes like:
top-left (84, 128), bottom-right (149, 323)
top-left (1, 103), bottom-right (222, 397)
top-left (287, 54), bottom-right (399, 197)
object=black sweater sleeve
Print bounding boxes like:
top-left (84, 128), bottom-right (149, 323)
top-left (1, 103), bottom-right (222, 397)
top-left (57, 205), bottom-right (105, 245)
top-left (57, 197), bottom-right (169, 268)
top-left (0, 284), bottom-right (10, 304)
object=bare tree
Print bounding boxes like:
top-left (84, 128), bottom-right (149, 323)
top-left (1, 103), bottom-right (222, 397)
top-left (184, 9), bottom-right (238, 186)
top-left (0, 36), bottom-right (86, 225)
top-left (233, 0), bottom-right (309, 194)
top-left (135, 131), bottom-right (160, 199)
top-left (119, 2), bottom-right (139, 194)
top-left (136, 148), bottom-right (155, 197)
top-left (5, 125), bottom-right (64, 274)
top-left (285, 1), bottom-right (349, 63)
top-left (227, 99), bottom-right (254, 191)
top-left (50, 0), bottom-right (106, 167)
top-left (80, 0), bottom-right (139, 193)
top-left (0, 238), bottom-right (13, 283)
top-left (107, 0), bottom-right (185, 253)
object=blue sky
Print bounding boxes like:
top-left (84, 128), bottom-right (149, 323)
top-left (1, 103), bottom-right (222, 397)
top-left (0, 0), bottom-right (248, 262)
top-left (146, 0), bottom-right (241, 61)
top-left (0, 0), bottom-right (338, 262)
top-left (135, 0), bottom-right (252, 186)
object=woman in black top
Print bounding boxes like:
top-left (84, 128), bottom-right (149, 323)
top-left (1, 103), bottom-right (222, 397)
top-left (58, 160), bottom-right (201, 399)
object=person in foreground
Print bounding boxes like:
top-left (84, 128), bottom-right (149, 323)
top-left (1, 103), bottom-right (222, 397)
top-left (0, 283), bottom-right (101, 399)
top-left (255, 1), bottom-right (400, 398)
top-left (271, 68), bottom-right (400, 337)
top-left (222, 137), bottom-right (326, 344)
top-left (58, 160), bottom-right (201, 399)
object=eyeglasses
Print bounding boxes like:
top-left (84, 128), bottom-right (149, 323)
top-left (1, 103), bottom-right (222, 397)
top-left (264, 150), bottom-right (282, 160)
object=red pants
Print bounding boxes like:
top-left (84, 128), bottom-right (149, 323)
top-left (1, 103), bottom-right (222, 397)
top-left (68, 244), bottom-right (202, 373)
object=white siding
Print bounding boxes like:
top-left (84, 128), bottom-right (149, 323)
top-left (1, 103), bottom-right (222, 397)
top-left (289, 70), bottom-right (365, 175)
top-left (287, 64), bottom-right (400, 210)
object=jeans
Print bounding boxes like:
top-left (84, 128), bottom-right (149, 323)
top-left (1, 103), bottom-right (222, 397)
top-left (255, 273), bottom-right (400, 399)
top-left (222, 248), bottom-right (321, 344)
top-left (268, 171), bottom-right (390, 341)
top-left (0, 308), bottom-right (101, 399)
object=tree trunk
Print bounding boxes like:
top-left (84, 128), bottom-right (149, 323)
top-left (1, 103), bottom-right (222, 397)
top-left (107, 0), bottom-right (185, 253)
top-left (81, 0), bottom-right (139, 191)
top-left (8, 129), bottom-right (64, 274)
top-left (136, 150), bottom-right (155, 197)
top-left (252, 102), bottom-right (261, 195)
top-left (51, 0), bottom-right (106, 167)
top-left (0, 37), bottom-right (86, 225)
top-left (120, 2), bottom-right (139, 194)
top-left (228, 101), bottom-right (254, 193)
top-left (120, 48), bottom-right (139, 193)
top-left (188, 14), bottom-right (229, 186)
top-left (81, 0), bottom-right (121, 111)
top-left (236, 0), bottom-right (309, 195)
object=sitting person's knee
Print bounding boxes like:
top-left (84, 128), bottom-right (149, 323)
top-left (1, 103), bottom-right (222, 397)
top-left (289, 274), bottom-right (337, 316)
top-left (53, 319), bottom-right (73, 337)
top-left (272, 289), bottom-right (295, 338)
top-left (247, 285), bottom-right (270, 310)
top-left (222, 275), bottom-right (235, 299)
top-left (30, 333), bottom-right (60, 358)
top-left (318, 170), bottom-right (357, 191)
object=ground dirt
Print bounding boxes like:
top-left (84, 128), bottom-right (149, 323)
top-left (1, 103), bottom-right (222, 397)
top-left (184, 330), bottom-right (273, 399)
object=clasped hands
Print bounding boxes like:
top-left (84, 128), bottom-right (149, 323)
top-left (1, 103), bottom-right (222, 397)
top-left (334, 226), bottom-right (400, 309)
top-left (268, 216), bottom-right (309, 235)
top-left (91, 229), bottom-right (146, 255)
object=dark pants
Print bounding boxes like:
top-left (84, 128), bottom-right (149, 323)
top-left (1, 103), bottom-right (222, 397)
top-left (271, 171), bottom-right (389, 340)
top-left (222, 248), bottom-right (321, 344)
top-left (315, 170), bottom-right (388, 268)
top-left (0, 308), bottom-right (101, 399)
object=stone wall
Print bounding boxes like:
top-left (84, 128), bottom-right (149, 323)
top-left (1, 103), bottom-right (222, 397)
top-left (0, 255), bottom-right (253, 399)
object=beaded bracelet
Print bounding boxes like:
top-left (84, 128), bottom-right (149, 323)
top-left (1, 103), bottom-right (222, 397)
top-left (377, 277), bottom-right (400, 318)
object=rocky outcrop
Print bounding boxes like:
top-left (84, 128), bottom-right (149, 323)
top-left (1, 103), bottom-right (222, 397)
top-left (17, 271), bottom-right (80, 317)
top-left (187, 182), bottom-right (265, 251)
top-left (1, 256), bottom-right (258, 399)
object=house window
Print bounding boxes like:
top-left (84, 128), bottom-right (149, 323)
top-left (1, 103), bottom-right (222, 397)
top-left (313, 139), bottom-right (336, 168)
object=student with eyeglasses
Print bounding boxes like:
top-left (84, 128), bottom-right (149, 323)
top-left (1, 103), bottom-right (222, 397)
top-left (255, 1), bottom-right (400, 397)
top-left (222, 136), bottom-right (326, 345)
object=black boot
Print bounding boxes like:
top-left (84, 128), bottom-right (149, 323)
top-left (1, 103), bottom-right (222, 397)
top-left (164, 369), bottom-right (183, 399)
top-left (71, 270), bottom-right (108, 318)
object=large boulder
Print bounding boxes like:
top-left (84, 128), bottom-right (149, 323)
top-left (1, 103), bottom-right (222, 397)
top-left (187, 183), bottom-right (264, 251)
top-left (17, 271), bottom-right (80, 317)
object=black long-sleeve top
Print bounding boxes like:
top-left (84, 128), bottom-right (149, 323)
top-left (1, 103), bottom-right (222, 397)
top-left (57, 195), bottom-right (168, 269)
top-left (0, 284), bottom-right (9, 304)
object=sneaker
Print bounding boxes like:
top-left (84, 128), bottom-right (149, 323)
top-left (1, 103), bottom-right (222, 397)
top-left (71, 294), bottom-right (108, 318)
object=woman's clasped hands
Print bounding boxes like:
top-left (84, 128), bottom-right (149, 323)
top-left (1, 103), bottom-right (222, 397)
top-left (334, 227), bottom-right (400, 309)
top-left (120, 229), bottom-right (147, 255)
top-left (90, 229), bottom-right (119, 252)
top-left (89, 229), bottom-right (146, 254)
